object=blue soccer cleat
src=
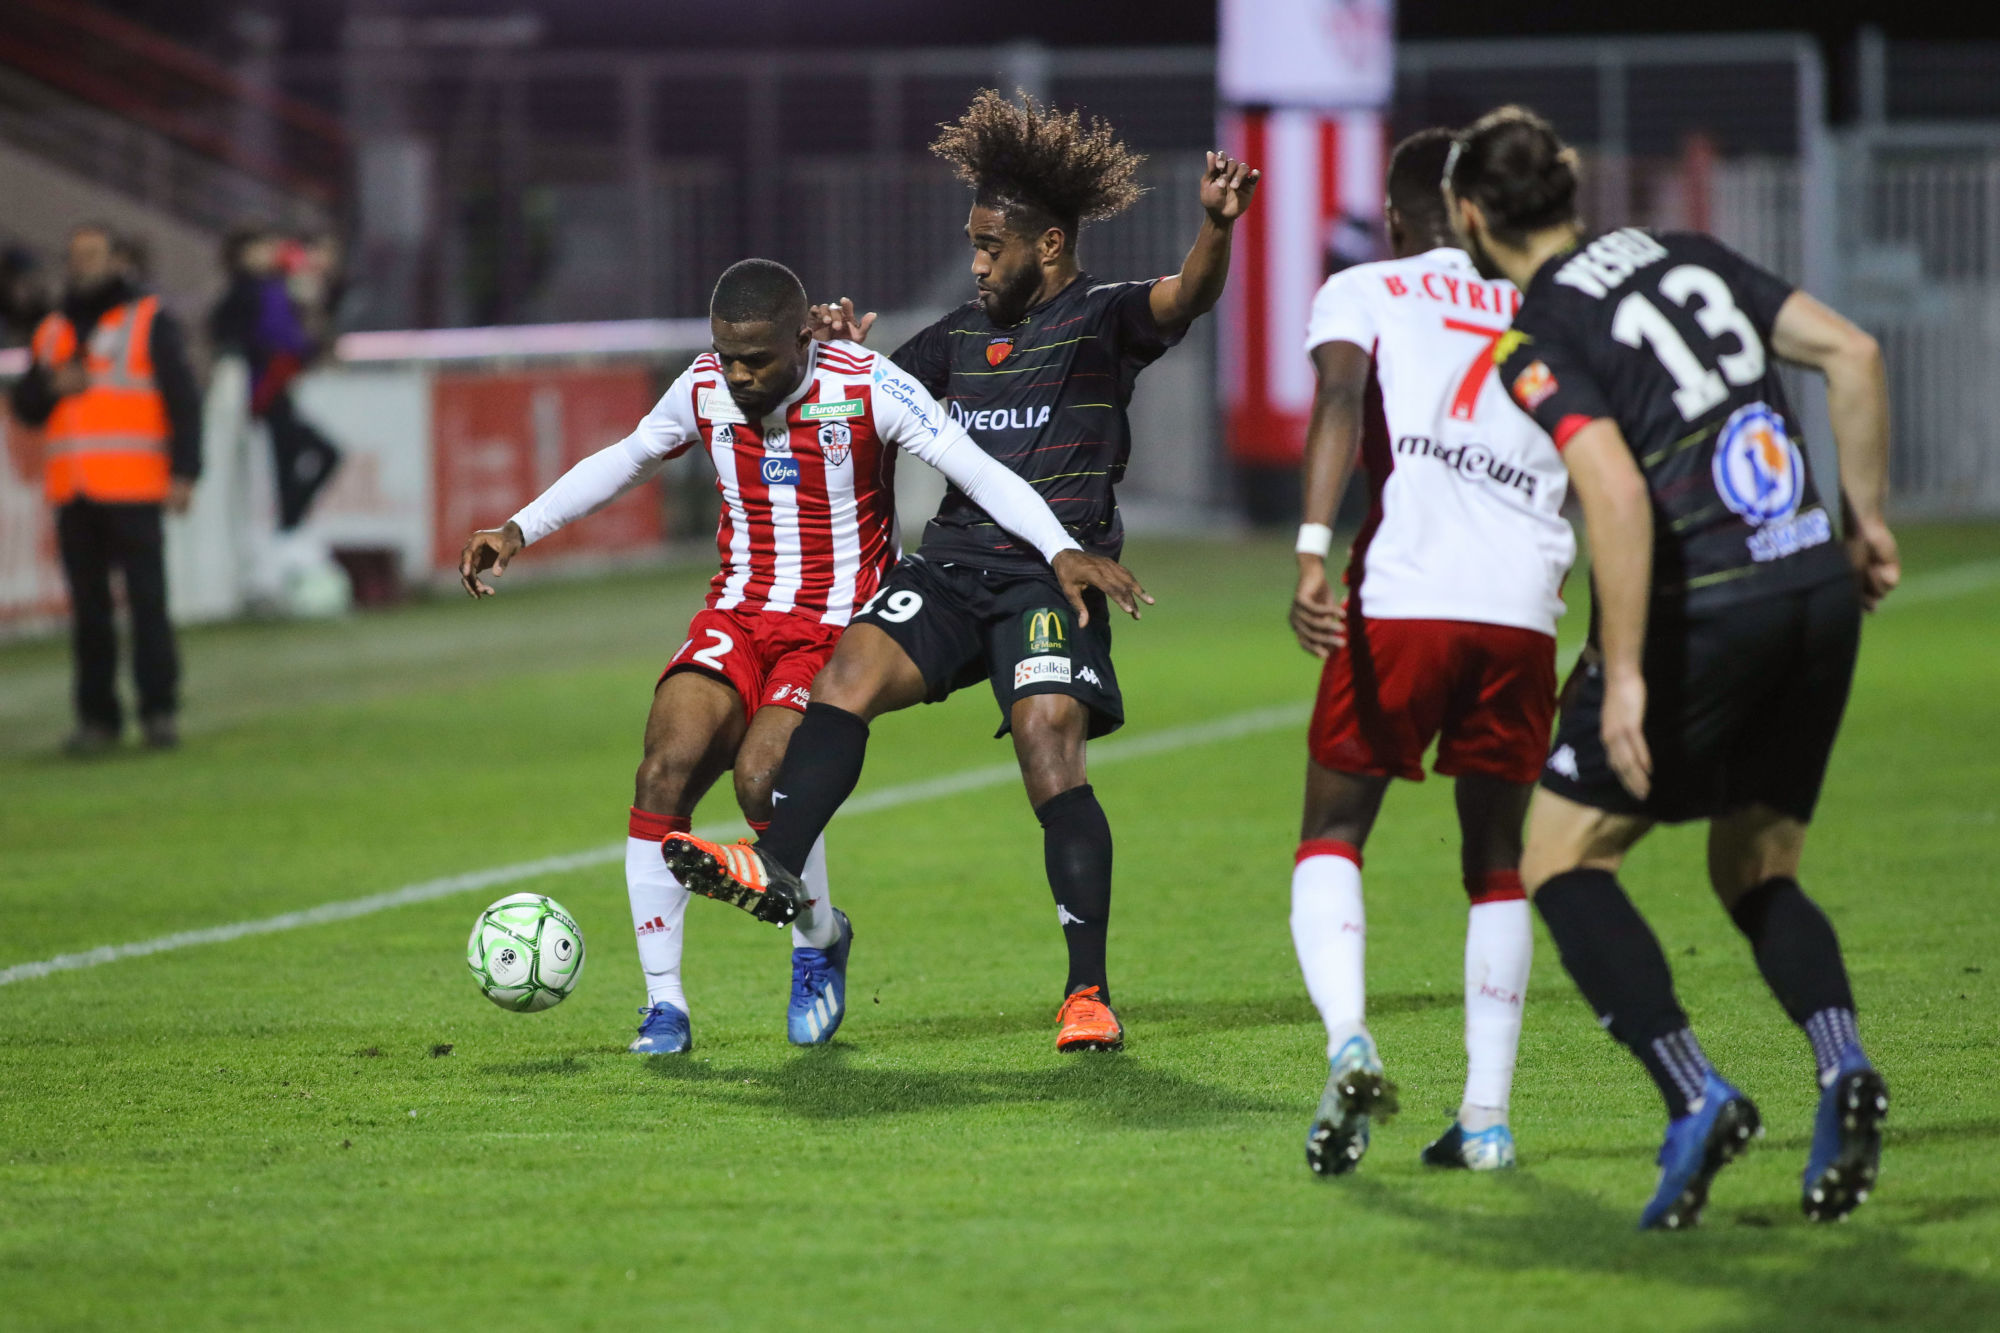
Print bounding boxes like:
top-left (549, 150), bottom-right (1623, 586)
top-left (628, 1002), bottom-right (692, 1054)
top-left (1803, 1055), bottom-right (1889, 1222)
top-left (1420, 1120), bottom-right (1517, 1171)
top-left (787, 909), bottom-right (852, 1046)
top-left (1305, 1032), bottom-right (1399, 1177)
top-left (1640, 1070), bottom-right (1761, 1231)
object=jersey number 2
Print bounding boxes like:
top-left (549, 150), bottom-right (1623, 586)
top-left (1611, 264), bottom-right (1767, 420)
top-left (690, 629), bottom-right (734, 671)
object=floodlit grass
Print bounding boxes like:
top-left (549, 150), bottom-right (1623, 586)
top-left (2, 527), bottom-right (1997, 1330)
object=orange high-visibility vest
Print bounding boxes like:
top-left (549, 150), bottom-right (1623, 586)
top-left (31, 295), bottom-right (173, 504)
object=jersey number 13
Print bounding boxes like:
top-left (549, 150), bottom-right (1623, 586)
top-left (1610, 264), bottom-right (1767, 421)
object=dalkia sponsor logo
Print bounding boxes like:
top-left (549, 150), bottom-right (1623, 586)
top-left (801, 399), bottom-right (864, 420)
top-left (1395, 435), bottom-right (1539, 500)
top-left (1014, 655), bottom-right (1071, 689)
top-left (949, 402), bottom-right (1052, 431)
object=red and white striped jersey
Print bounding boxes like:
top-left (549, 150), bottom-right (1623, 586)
top-left (512, 339), bottom-right (1065, 626)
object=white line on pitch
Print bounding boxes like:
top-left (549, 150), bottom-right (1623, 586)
top-left (0, 701), bottom-right (1308, 988)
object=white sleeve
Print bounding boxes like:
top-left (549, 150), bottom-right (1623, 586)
top-left (1303, 267), bottom-right (1379, 355)
top-left (509, 372), bottom-right (700, 546)
top-left (870, 360), bottom-right (1083, 567)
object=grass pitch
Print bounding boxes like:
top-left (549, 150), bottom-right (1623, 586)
top-left (2, 528), bottom-right (1998, 1331)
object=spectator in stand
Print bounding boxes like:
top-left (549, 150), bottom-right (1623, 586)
top-left (9, 223), bottom-right (202, 754)
top-left (209, 223), bottom-right (341, 530)
top-left (0, 244), bottom-right (54, 348)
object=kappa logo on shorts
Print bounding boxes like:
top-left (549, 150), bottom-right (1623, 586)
top-left (1547, 744), bottom-right (1580, 780)
top-left (817, 420), bottom-right (852, 466)
top-left (1024, 608), bottom-right (1067, 656)
top-left (1015, 655), bottom-right (1072, 689)
top-left (1077, 666), bottom-right (1103, 688)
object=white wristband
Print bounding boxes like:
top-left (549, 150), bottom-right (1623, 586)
top-left (1295, 523), bottom-right (1334, 558)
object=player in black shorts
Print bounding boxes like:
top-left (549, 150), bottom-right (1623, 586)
top-left (666, 90), bottom-right (1258, 1051)
top-left (1447, 107), bottom-right (1900, 1229)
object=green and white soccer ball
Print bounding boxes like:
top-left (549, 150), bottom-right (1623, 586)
top-left (466, 893), bottom-right (585, 1011)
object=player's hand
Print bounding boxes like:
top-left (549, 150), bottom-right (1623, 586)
top-left (1290, 556), bottom-right (1345, 658)
top-left (1199, 150), bottom-right (1261, 225)
top-left (164, 477), bottom-right (194, 516)
top-left (1601, 668), bottom-right (1652, 802)
top-left (1846, 515), bottom-right (1901, 612)
top-left (1052, 549), bottom-right (1153, 628)
top-left (460, 521), bottom-right (525, 599)
top-left (807, 298), bottom-right (876, 345)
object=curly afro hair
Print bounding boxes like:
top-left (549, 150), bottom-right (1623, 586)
top-left (930, 88), bottom-right (1147, 249)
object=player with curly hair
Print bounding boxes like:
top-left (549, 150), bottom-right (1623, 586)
top-left (666, 90), bottom-right (1258, 1052)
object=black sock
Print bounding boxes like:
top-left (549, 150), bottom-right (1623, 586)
top-left (1535, 869), bottom-right (1710, 1118)
top-left (1037, 783), bottom-right (1113, 1001)
top-left (1729, 877), bottom-right (1863, 1081)
top-left (759, 703), bottom-right (869, 876)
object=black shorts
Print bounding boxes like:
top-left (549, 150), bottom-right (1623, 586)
top-left (852, 555), bottom-right (1124, 739)
top-left (1541, 576), bottom-right (1860, 823)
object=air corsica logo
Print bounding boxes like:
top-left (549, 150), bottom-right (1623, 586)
top-left (986, 336), bottom-right (1014, 366)
top-left (1712, 402), bottom-right (1803, 524)
top-left (761, 457), bottom-right (801, 486)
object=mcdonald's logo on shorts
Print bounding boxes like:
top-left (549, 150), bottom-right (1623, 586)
top-left (1024, 607), bottom-right (1067, 656)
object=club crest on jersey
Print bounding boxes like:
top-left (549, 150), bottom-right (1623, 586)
top-left (761, 456), bottom-right (801, 486)
top-left (1512, 360), bottom-right (1558, 410)
top-left (986, 336), bottom-right (1014, 366)
top-left (817, 420), bottom-right (852, 465)
top-left (1712, 402), bottom-right (1804, 524)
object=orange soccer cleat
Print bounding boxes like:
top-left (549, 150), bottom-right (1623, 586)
top-left (660, 832), bottom-right (808, 926)
top-left (1055, 986), bottom-right (1124, 1053)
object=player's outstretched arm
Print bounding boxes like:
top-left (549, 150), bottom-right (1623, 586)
top-left (807, 298), bottom-right (877, 345)
top-left (1149, 151), bottom-right (1261, 333)
top-left (1291, 341), bottom-right (1371, 658)
top-left (460, 521), bottom-right (525, 598)
top-left (1562, 420), bottom-right (1656, 801)
top-left (1771, 291), bottom-right (1899, 610)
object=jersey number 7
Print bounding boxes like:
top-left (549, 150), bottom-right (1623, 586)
top-left (1442, 318), bottom-right (1505, 421)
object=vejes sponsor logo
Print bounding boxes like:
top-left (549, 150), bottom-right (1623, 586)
top-left (801, 399), bottom-right (864, 420)
top-left (1014, 655), bottom-right (1072, 689)
top-left (761, 457), bottom-right (801, 485)
top-left (949, 402), bottom-right (1053, 432)
top-left (1394, 435), bottom-right (1540, 500)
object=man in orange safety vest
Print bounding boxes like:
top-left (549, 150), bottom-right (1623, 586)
top-left (9, 224), bottom-right (203, 753)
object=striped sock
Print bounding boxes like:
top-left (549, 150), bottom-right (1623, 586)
top-left (1648, 1028), bottom-right (1715, 1117)
top-left (1804, 1007), bottom-right (1863, 1086)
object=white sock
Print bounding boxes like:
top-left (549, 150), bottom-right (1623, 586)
top-left (1461, 896), bottom-right (1532, 1121)
top-left (791, 834), bottom-right (840, 950)
top-left (626, 836), bottom-right (689, 1011)
top-left (1292, 848), bottom-right (1366, 1059)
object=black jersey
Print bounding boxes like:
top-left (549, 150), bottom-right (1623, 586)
top-left (890, 273), bottom-right (1182, 572)
top-left (1497, 228), bottom-right (1849, 614)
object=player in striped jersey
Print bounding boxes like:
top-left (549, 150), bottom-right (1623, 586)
top-left (458, 260), bottom-right (1140, 1053)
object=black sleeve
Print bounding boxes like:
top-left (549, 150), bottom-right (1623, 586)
top-left (1495, 310), bottom-right (1616, 452)
top-left (1102, 278), bottom-right (1183, 361)
top-left (149, 310), bottom-right (204, 480)
top-left (1684, 233), bottom-right (1796, 339)
top-left (8, 364), bottom-right (59, 427)
top-left (887, 316), bottom-right (953, 397)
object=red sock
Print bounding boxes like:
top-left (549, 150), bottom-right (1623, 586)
top-left (629, 808), bottom-right (690, 841)
top-left (1466, 869), bottom-right (1526, 905)
top-left (1297, 839), bottom-right (1363, 869)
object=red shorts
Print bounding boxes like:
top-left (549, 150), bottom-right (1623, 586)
top-left (1309, 617), bottom-right (1557, 784)
top-left (662, 606), bottom-right (843, 724)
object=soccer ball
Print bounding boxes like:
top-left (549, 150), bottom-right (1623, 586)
top-left (466, 893), bottom-right (586, 1011)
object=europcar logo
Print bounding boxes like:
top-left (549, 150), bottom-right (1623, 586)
top-left (1025, 608), bottom-right (1067, 655)
top-left (1712, 402), bottom-right (1803, 524)
top-left (760, 457), bottom-right (801, 486)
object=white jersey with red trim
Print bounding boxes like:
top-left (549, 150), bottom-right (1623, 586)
top-left (508, 339), bottom-right (1081, 626)
top-left (1304, 247), bottom-right (1574, 637)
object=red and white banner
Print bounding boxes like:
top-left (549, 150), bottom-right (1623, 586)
top-left (1219, 0), bottom-right (1395, 110)
top-left (1221, 107), bottom-right (1388, 466)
